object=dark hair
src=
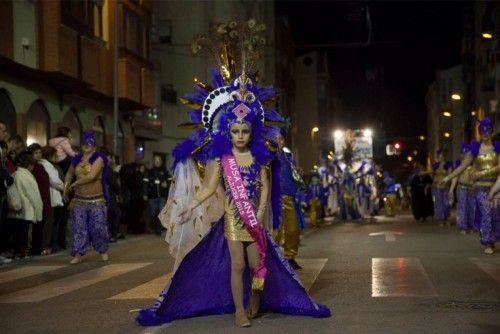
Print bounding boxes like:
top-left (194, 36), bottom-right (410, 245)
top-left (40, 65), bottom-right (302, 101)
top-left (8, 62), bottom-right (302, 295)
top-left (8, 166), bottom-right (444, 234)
top-left (27, 143), bottom-right (43, 155)
top-left (0, 141), bottom-right (6, 150)
top-left (0, 120), bottom-right (6, 127)
top-left (42, 145), bottom-right (57, 160)
top-left (7, 134), bottom-right (24, 146)
top-left (56, 126), bottom-right (71, 138)
top-left (17, 151), bottom-right (35, 168)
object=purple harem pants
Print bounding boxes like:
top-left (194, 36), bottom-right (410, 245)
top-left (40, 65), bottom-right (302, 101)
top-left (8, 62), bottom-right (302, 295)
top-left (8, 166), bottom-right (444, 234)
top-left (69, 198), bottom-right (109, 256)
top-left (432, 186), bottom-right (450, 221)
top-left (474, 187), bottom-right (500, 246)
top-left (456, 186), bottom-right (475, 231)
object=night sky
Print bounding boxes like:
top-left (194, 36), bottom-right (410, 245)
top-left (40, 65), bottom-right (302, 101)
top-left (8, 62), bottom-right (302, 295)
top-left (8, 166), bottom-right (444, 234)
top-left (276, 0), bottom-right (464, 142)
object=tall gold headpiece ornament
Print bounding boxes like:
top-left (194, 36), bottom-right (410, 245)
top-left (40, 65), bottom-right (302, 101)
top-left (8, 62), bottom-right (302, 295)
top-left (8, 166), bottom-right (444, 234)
top-left (190, 19), bottom-right (267, 85)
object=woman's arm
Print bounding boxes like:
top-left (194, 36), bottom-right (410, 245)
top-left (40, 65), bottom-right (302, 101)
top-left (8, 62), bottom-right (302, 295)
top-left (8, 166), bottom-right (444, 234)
top-left (488, 154), bottom-right (500, 199)
top-left (442, 154), bottom-right (473, 183)
top-left (70, 158), bottom-right (104, 189)
top-left (63, 165), bottom-right (75, 202)
top-left (257, 165), bottom-right (270, 224)
top-left (179, 160), bottom-right (221, 222)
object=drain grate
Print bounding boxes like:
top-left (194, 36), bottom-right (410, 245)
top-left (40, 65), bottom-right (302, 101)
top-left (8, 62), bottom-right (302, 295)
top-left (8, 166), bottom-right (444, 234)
top-left (435, 300), bottom-right (500, 311)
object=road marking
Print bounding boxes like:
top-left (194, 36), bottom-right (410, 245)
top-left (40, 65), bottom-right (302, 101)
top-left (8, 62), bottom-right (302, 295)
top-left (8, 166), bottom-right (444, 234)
top-left (0, 263), bottom-right (152, 303)
top-left (369, 231), bottom-right (404, 242)
top-left (0, 265), bottom-right (66, 285)
top-left (135, 258), bottom-right (328, 333)
top-left (372, 257), bottom-right (437, 297)
top-left (109, 273), bottom-right (172, 300)
top-left (469, 257), bottom-right (500, 284)
top-left (296, 258), bottom-right (328, 291)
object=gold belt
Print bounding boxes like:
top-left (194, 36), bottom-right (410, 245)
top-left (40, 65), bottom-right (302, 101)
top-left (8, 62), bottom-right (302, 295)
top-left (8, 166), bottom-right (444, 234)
top-left (70, 195), bottom-right (105, 205)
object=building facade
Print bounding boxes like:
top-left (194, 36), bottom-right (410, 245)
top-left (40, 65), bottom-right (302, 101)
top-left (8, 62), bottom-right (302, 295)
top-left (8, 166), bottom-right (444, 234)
top-left (294, 51), bottom-right (331, 172)
top-left (426, 65), bottom-right (466, 162)
top-left (0, 0), bottom-right (158, 163)
top-left (460, 0), bottom-right (500, 140)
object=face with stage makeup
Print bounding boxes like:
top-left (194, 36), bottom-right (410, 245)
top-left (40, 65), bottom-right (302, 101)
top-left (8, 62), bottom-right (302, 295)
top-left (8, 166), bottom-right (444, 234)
top-left (480, 127), bottom-right (493, 142)
top-left (230, 122), bottom-right (252, 150)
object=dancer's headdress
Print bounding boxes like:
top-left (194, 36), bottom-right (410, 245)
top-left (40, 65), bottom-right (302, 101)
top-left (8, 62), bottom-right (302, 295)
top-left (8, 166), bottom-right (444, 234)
top-left (82, 131), bottom-right (96, 146)
top-left (479, 118), bottom-right (493, 135)
top-left (173, 19), bottom-right (285, 167)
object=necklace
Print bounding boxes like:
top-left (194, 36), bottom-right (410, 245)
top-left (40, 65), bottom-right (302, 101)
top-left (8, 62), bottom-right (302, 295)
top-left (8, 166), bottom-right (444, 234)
top-left (233, 150), bottom-right (251, 155)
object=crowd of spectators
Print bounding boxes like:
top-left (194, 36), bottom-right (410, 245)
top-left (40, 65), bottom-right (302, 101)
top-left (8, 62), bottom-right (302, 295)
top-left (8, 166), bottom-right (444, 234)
top-left (0, 120), bottom-right (171, 265)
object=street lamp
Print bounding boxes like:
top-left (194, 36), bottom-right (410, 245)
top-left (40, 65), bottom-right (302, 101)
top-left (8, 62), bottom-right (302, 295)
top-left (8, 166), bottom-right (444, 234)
top-left (444, 132), bottom-right (451, 138)
top-left (333, 130), bottom-right (343, 139)
top-left (363, 128), bottom-right (373, 138)
top-left (310, 126), bottom-right (319, 141)
top-left (442, 111), bottom-right (452, 117)
top-left (481, 7), bottom-right (494, 40)
top-left (451, 93), bottom-right (461, 101)
top-left (419, 135), bottom-right (425, 141)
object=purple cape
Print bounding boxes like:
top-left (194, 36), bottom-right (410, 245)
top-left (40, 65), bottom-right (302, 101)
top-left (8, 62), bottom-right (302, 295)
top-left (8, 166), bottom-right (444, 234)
top-left (136, 219), bottom-right (330, 326)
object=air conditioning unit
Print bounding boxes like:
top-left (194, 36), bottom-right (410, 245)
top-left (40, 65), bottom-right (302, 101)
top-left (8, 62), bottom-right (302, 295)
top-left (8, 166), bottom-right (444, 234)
top-left (161, 84), bottom-right (177, 104)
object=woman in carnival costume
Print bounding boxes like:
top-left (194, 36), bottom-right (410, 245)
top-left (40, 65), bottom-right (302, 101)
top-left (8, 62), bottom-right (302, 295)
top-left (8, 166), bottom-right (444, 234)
top-left (443, 118), bottom-right (500, 254)
top-left (273, 131), bottom-right (307, 271)
top-left (448, 143), bottom-right (475, 234)
top-left (432, 149), bottom-right (453, 225)
top-left (63, 131), bottom-right (109, 264)
top-left (382, 171), bottom-right (398, 217)
top-left (136, 20), bottom-right (330, 328)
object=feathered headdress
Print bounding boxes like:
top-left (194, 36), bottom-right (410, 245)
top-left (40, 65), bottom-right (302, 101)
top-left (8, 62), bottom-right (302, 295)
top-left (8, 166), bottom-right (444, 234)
top-left (173, 20), bottom-right (285, 168)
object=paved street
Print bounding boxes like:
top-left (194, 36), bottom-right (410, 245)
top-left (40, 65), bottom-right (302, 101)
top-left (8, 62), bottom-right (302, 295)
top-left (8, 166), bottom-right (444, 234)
top-left (1, 212), bottom-right (499, 334)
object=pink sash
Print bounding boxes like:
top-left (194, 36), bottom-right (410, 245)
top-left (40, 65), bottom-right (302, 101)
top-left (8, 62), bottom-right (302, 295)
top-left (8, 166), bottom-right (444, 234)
top-left (221, 154), bottom-right (267, 290)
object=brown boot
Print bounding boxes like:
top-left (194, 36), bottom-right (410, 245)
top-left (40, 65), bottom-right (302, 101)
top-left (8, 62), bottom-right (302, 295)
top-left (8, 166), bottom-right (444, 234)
top-left (247, 290), bottom-right (261, 319)
top-left (235, 310), bottom-right (250, 327)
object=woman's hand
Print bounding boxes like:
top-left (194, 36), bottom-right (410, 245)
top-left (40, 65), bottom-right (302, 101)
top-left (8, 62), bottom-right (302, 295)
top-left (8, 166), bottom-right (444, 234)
top-left (178, 207), bottom-right (193, 224)
top-left (63, 191), bottom-right (70, 203)
top-left (471, 171), bottom-right (482, 181)
top-left (488, 190), bottom-right (496, 202)
top-left (438, 177), bottom-right (448, 187)
top-left (178, 200), bottom-right (199, 224)
top-left (448, 191), bottom-right (454, 205)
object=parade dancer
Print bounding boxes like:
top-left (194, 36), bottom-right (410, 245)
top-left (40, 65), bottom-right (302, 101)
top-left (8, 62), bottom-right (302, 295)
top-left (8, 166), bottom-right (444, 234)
top-left (443, 118), bottom-right (500, 254)
top-left (273, 133), bottom-right (306, 270)
top-left (432, 150), bottom-right (453, 226)
top-left (355, 161), bottom-right (372, 218)
top-left (136, 20), bottom-right (330, 327)
top-left (449, 144), bottom-right (475, 234)
top-left (307, 173), bottom-right (326, 227)
top-left (383, 171), bottom-right (398, 217)
top-left (339, 170), bottom-right (361, 220)
top-left (63, 131), bottom-right (109, 264)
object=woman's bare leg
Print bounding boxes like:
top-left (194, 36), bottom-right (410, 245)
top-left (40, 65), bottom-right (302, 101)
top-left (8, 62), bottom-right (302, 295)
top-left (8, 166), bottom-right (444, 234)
top-left (246, 242), bottom-right (262, 318)
top-left (227, 240), bottom-right (250, 326)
